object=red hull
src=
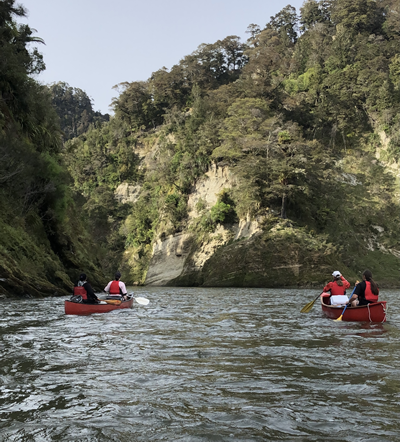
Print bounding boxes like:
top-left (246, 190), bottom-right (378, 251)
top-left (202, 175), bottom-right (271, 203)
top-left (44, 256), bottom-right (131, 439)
top-left (320, 294), bottom-right (387, 322)
top-left (65, 297), bottom-right (134, 315)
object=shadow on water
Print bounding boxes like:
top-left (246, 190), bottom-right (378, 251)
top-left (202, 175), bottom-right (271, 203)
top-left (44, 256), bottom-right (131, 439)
top-left (0, 288), bottom-right (399, 441)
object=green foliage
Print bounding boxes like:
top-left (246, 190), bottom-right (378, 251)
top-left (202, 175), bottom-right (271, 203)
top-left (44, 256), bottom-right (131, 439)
top-left (214, 189), bottom-right (237, 223)
top-left (195, 198), bottom-right (207, 212)
top-left (210, 201), bottom-right (232, 223)
top-left (88, 0), bottom-right (399, 285)
top-left (0, 1), bottom-right (46, 130)
top-left (164, 193), bottom-right (187, 223)
top-left (331, 0), bottom-right (384, 34)
top-left (300, 0), bottom-right (331, 31)
top-left (268, 5), bottom-right (299, 45)
top-left (283, 67), bottom-right (321, 95)
top-left (112, 81), bottom-right (162, 131)
top-left (63, 118), bottom-right (139, 195)
top-left (48, 82), bottom-right (109, 140)
top-left (124, 196), bottom-right (159, 248)
top-left (213, 98), bottom-right (272, 161)
top-left (0, 2), bottom-right (107, 295)
top-left (389, 54), bottom-right (400, 91)
top-left (192, 189), bottom-right (238, 234)
top-left (111, 36), bottom-right (248, 133)
top-left (387, 119), bottom-right (400, 160)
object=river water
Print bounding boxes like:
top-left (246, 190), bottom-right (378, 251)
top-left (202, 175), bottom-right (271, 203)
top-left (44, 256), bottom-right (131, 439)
top-left (0, 287), bottom-right (399, 441)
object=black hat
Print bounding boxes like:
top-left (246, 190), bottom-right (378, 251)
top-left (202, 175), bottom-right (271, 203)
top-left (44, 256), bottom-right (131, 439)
top-left (79, 273), bottom-right (87, 281)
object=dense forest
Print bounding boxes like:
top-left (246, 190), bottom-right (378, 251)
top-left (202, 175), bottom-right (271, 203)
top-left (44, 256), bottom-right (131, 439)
top-left (0, 0), bottom-right (106, 296)
top-left (1, 0), bottom-right (399, 296)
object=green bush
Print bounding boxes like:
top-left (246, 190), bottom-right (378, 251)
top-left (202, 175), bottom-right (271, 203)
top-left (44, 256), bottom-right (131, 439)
top-left (210, 201), bottom-right (232, 223)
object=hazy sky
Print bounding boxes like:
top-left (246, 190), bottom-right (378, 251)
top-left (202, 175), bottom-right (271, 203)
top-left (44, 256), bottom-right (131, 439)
top-left (20, 0), bottom-right (305, 114)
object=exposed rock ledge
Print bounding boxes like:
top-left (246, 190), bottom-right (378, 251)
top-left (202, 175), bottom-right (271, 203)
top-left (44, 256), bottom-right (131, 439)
top-left (114, 183), bottom-right (141, 204)
top-left (145, 162), bottom-right (263, 286)
top-left (145, 233), bottom-right (193, 286)
top-left (145, 218), bottom-right (262, 286)
top-left (187, 164), bottom-right (234, 219)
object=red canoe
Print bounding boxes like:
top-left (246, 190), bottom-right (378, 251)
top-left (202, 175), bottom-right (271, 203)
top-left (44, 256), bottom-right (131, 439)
top-left (65, 296), bottom-right (134, 315)
top-left (320, 294), bottom-right (387, 322)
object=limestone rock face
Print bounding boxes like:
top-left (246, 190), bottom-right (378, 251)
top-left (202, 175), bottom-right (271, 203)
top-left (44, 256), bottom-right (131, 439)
top-left (187, 164), bottom-right (234, 219)
top-left (145, 164), bottom-right (266, 286)
top-left (145, 219), bottom-right (266, 286)
top-left (114, 183), bottom-right (141, 204)
top-left (145, 233), bottom-right (193, 286)
top-left (146, 164), bottom-right (234, 286)
top-left (232, 216), bottom-right (262, 241)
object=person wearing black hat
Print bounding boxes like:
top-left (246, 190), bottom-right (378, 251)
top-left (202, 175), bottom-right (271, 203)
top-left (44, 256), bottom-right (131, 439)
top-left (73, 273), bottom-right (100, 304)
top-left (104, 271), bottom-right (127, 300)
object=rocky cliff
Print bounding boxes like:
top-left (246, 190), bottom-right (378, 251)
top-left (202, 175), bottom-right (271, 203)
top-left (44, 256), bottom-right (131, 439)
top-left (143, 159), bottom-right (399, 288)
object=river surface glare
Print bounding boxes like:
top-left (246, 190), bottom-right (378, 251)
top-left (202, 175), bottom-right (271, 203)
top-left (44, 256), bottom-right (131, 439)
top-left (1, 288), bottom-right (400, 441)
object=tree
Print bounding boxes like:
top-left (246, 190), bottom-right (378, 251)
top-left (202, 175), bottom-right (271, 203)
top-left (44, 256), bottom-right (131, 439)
top-left (331, 0), bottom-right (384, 35)
top-left (0, 0), bottom-right (46, 128)
top-left (246, 23), bottom-right (261, 43)
top-left (212, 98), bottom-right (272, 161)
top-left (233, 123), bottom-right (332, 220)
top-left (380, 0), bottom-right (400, 40)
top-left (300, 0), bottom-right (332, 31)
top-left (49, 82), bottom-right (109, 140)
top-left (268, 5), bottom-right (299, 45)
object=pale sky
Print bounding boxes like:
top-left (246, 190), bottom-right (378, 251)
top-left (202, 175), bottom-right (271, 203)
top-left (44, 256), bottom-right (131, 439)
top-left (20, 0), bottom-right (305, 114)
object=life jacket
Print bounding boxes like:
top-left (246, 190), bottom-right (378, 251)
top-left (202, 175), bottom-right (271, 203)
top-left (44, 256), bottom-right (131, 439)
top-left (73, 285), bottom-right (87, 300)
top-left (109, 280), bottom-right (121, 295)
top-left (329, 281), bottom-right (346, 296)
top-left (364, 281), bottom-right (379, 303)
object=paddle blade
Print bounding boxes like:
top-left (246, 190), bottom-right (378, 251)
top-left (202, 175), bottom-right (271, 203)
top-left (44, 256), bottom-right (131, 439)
top-left (300, 300), bottom-right (315, 313)
top-left (335, 315), bottom-right (343, 321)
top-left (135, 297), bottom-right (149, 305)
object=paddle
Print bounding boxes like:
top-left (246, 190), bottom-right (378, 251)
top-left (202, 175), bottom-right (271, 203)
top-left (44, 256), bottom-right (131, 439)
top-left (334, 285), bottom-right (357, 322)
top-left (134, 297), bottom-right (149, 305)
top-left (300, 292), bottom-right (324, 313)
top-left (127, 293), bottom-right (150, 305)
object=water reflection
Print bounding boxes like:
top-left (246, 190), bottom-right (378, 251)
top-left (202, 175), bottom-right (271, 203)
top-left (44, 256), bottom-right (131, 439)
top-left (0, 288), bottom-right (399, 441)
top-left (354, 323), bottom-right (388, 338)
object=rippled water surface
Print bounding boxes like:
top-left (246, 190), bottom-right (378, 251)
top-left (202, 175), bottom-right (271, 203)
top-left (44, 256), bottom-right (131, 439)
top-left (1, 288), bottom-right (400, 441)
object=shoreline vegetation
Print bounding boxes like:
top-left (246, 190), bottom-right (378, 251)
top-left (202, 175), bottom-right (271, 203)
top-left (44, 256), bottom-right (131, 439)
top-left (0, 0), bottom-right (399, 298)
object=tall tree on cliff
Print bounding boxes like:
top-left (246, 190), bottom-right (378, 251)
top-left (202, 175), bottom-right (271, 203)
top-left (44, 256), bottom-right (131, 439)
top-left (268, 4), bottom-right (299, 46)
top-left (48, 82), bottom-right (109, 140)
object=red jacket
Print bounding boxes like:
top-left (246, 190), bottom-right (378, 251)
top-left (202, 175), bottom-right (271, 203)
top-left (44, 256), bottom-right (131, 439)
top-left (73, 285), bottom-right (87, 300)
top-left (323, 276), bottom-right (350, 296)
top-left (109, 280), bottom-right (121, 295)
top-left (364, 281), bottom-right (379, 302)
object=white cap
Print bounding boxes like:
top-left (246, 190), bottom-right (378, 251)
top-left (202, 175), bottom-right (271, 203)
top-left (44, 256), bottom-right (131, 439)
top-left (332, 271), bottom-right (341, 278)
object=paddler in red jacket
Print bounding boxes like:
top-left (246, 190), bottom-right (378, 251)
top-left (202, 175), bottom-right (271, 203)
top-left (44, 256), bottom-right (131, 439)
top-left (323, 271), bottom-right (351, 305)
top-left (73, 273), bottom-right (100, 304)
top-left (349, 269), bottom-right (379, 307)
top-left (104, 271), bottom-right (128, 300)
